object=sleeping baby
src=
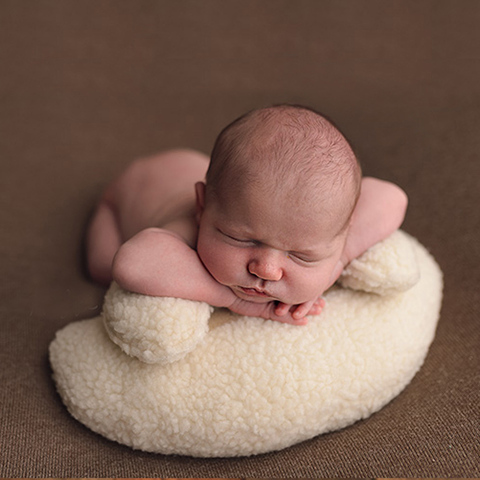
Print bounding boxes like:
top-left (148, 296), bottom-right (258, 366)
top-left (87, 104), bottom-right (408, 325)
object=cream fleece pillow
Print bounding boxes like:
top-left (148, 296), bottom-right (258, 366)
top-left (49, 230), bottom-right (443, 457)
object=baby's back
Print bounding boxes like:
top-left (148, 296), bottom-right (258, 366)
top-left (103, 149), bottom-right (209, 244)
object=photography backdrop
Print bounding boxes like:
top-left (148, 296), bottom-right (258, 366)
top-left (1, 0), bottom-right (479, 477)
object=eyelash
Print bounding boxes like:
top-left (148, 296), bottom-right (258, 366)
top-left (221, 231), bottom-right (253, 245)
top-left (288, 253), bottom-right (316, 264)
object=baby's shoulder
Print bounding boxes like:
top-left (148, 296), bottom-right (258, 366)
top-left (160, 212), bottom-right (199, 249)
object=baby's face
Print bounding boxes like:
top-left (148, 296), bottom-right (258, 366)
top-left (196, 183), bottom-right (349, 306)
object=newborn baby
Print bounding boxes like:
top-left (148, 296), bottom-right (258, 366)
top-left (87, 104), bottom-right (407, 325)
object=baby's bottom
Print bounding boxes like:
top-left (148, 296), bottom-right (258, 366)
top-left (86, 149), bottom-right (209, 285)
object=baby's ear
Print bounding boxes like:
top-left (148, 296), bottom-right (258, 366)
top-left (195, 182), bottom-right (206, 222)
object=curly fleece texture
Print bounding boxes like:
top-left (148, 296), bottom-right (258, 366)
top-left (49, 231), bottom-right (443, 457)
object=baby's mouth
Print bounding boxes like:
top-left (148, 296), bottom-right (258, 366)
top-left (233, 285), bottom-right (281, 303)
top-left (240, 286), bottom-right (270, 298)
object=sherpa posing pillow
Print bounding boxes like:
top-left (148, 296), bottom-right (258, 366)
top-left (49, 230), bottom-right (443, 457)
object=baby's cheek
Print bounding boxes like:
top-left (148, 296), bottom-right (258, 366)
top-left (197, 242), bottom-right (217, 273)
top-left (198, 241), bottom-right (234, 284)
top-left (300, 268), bottom-right (331, 298)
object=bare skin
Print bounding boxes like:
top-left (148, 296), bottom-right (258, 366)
top-left (87, 149), bottom-right (408, 325)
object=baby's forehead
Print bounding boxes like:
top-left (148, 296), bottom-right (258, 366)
top-left (215, 202), bottom-right (343, 256)
top-left (215, 173), bottom-right (355, 243)
top-left (234, 151), bottom-right (356, 207)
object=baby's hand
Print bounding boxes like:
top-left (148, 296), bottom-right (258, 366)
top-left (274, 297), bottom-right (325, 325)
top-left (227, 297), bottom-right (325, 326)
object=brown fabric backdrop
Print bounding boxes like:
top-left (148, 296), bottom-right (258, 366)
top-left (1, 0), bottom-right (479, 477)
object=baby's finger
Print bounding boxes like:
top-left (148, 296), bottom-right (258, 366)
top-left (292, 303), bottom-right (311, 320)
top-left (308, 305), bottom-right (322, 315)
top-left (292, 298), bottom-right (326, 319)
top-left (274, 302), bottom-right (292, 316)
top-left (312, 297), bottom-right (326, 312)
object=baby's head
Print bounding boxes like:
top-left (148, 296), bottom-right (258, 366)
top-left (196, 104), bottom-right (361, 306)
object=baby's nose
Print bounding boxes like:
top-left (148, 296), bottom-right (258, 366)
top-left (247, 251), bottom-right (283, 281)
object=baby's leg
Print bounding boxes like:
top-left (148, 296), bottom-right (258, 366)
top-left (86, 199), bottom-right (122, 285)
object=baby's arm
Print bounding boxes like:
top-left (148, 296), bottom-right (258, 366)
top-left (112, 228), bottom-right (310, 325)
top-left (335, 176), bottom-right (409, 281)
top-left (112, 228), bottom-right (235, 307)
top-left (272, 178), bottom-right (407, 319)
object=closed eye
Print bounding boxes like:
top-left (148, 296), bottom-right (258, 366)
top-left (219, 229), bottom-right (253, 245)
top-left (288, 252), bottom-right (321, 265)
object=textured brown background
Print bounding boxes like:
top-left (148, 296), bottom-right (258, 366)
top-left (1, 0), bottom-right (479, 477)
